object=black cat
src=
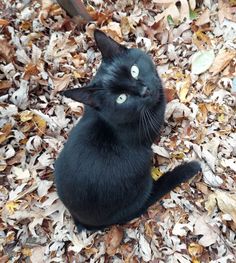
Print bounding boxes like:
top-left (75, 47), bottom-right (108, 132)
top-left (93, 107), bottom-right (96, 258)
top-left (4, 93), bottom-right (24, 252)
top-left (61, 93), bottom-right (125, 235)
top-left (54, 30), bottom-right (201, 231)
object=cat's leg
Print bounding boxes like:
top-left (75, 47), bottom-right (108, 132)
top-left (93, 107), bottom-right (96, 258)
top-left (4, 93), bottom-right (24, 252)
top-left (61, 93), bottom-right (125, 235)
top-left (145, 161), bottom-right (201, 208)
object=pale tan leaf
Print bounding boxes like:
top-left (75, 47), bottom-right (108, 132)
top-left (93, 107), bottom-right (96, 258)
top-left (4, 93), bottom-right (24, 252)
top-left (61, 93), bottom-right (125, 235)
top-left (209, 49), bottom-right (236, 76)
top-left (196, 9), bottom-right (210, 26)
top-left (205, 190), bottom-right (236, 224)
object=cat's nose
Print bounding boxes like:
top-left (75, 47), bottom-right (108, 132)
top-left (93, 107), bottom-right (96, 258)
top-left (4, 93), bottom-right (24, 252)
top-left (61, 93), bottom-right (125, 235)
top-left (140, 86), bottom-right (151, 97)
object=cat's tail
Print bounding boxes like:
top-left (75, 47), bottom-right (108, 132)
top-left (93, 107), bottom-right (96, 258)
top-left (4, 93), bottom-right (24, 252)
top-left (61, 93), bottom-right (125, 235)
top-left (146, 161), bottom-right (201, 208)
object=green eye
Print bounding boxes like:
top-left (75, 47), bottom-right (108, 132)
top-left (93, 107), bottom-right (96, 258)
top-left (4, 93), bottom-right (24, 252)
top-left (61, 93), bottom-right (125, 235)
top-left (131, 64), bottom-right (139, 79)
top-left (116, 94), bottom-right (128, 104)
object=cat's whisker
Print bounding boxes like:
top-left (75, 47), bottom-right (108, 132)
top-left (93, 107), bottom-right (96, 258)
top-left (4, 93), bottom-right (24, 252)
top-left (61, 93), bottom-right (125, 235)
top-left (143, 109), bottom-right (153, 144)
top-left (140, 107), bottom-right (148, 143)
top-left (140, 107), bottom-right (146, 143)
top-left (138, 108), bottom-right (143, 145)
top-left (151, 110), bottom-right (163, 133)
top-left (146, 109), bottom-right (159, 136)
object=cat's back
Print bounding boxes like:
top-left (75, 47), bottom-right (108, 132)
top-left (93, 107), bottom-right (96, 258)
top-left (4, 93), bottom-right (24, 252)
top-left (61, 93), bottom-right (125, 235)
top-left (55, 109), bottom-right (152, 185)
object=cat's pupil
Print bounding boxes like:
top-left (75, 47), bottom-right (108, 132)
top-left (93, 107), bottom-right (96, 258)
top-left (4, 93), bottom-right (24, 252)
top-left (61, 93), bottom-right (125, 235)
top-left (131, 65), bottom-right (139, 79)
top-left (116, 94), bottom-right (128, 104)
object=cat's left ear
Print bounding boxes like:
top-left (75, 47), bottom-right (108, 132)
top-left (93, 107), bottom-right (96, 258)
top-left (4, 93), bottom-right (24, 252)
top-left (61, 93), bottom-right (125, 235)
top-left (61, 86), bottom-right (99, 109)
top-left (94, 29), bottom-right (127, 60)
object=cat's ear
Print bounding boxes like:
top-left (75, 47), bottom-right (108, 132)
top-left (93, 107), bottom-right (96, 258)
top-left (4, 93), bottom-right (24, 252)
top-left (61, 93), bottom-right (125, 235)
top-left (61, 86), bottom-right (99, 109)
top-left (94, 29), bottom-right (126, 59)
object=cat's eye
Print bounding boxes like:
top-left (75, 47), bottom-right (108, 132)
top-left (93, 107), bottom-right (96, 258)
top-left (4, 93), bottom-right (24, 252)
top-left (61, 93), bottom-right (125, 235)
top-left (131, 64), bottom-right (139, 79)
top-left (116, 94), bottom-right (128, 104)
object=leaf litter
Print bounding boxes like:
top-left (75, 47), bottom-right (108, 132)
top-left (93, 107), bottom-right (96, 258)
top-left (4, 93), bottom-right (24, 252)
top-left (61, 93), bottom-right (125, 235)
top-left (0, 0), bottom-right (236, 262)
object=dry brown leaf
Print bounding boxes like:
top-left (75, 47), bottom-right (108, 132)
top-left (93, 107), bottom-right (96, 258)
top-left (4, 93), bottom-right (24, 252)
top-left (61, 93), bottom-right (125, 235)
top-left (121, 17), bottom-right (134, 35)
top-left (0, 18), bottom-right (9, 26)
top-left (0, 255), bottom-right (9, 262)
top-left (178, 77), bottom-right (191, 102)
top-left (197, 103), bottom-right (208, 123)
top-left (7, 149), bottom-right (25, 165)
top-left (20, 110), bottom-right (34, 122)
top-left (209, 49), bottom-right (236, 76)
top-left (203, 81), bottom-right (216, 96)
top-left (195, 9), bottom-right (210, 26)
top-left (194, 215), bottom-right (219, 247)
top-left (33, 114), bottom-right (47, 135)
top-left (23, 63), bottom-right (40, 80)
top-left (218, 0), bottom-right (236, 24)
top-left (164, 88), bottom-right (176, 102)
top-left (39, 0), bottom-right (55, 25)
top-left (205, 190), bottom-right (236, 224)
top-left (0, 123), bottom-right (12, 144)
top-left (0, 80), bottom-right (12, 91)
top-left (50, 74), bottom-right (72, 95)
top-left (188, 243), bottom-right (204, 258)
top-left (104, 226), bottom-right (123, 255)
top-left (101, 22), bottom-right (123, 42)
top-left (154, 0), bottom-right (195, 23)
top-left (0, 38), bottom-right (14, 63)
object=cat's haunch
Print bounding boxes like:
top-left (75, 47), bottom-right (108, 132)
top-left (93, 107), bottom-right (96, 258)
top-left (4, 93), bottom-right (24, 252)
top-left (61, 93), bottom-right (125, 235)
top-left (54, 29), bottom-right (201, 231)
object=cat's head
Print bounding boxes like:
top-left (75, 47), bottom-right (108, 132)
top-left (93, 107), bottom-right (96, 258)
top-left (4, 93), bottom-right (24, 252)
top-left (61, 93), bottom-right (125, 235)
top-left (62, 30), bottom-right (164, 125)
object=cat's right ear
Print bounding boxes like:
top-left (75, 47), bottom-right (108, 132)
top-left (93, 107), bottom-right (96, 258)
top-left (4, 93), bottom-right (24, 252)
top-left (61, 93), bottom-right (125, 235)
top-left (60, 87), bottom-right (99, 109)
top-left (94, 29), bottom-right (126, 60)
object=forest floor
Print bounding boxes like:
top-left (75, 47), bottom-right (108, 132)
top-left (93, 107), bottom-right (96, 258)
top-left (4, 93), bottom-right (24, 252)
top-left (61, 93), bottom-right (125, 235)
top-left (0, 0), bottom-right (236, 262)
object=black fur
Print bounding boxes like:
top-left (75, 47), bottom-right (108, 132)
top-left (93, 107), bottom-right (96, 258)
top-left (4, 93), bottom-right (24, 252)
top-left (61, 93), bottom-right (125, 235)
top-left (54, 30), bottom-right (201, 231)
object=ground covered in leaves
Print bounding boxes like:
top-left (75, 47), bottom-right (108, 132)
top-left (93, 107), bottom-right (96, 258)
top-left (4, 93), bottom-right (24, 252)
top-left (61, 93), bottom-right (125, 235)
top-left (0, 0), bottom-right (236, 262)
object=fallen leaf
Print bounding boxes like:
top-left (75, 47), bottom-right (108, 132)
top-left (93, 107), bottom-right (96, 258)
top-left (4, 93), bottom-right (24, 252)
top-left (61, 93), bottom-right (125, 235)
top-left (194, 215), bottom-right (219, 247)
top-left (164, 88), bottom-right (176, 102)
top-left (26, 135), bottom-right (42, 153)
top-left (188, 243), bottom-right (204, 257)
top-left (5, 200), bottom-right (20, 214)
top-left (138, 234), bottom-right (152, 262)
top-left (209, 49), bottom-right (236, 76)
top-left (22, 247), bottom-right (32, 257)
top-left (218, 0), bottom-right (236, 24)
top-left (1, 144), bottom-right (15, 159)
top-left (10, 80), bottom-right (29, 110)
top-left (121, 17), bottom-right (134, 35)
top-left (50, 74), bottom-right (71, 95)
top-left (104, 226), bottom-right (123, 255)
top-left (203, 81), bottom-right (216, 96)
top-left (191, 50), bottom-right (215, 75)
top-left (0, 38), bottom-right (14, 62)
top-left (11, 166), bottom-right (31, 181)
top-left (20, 110), bottom-right (34, 122)
top-left (37, 179), bottom-right (53, 197)
top-left (0, 80), bottom-right (12, 91)
top-left (151, 145), bottom-right (170, 158)
top-left (205, 190), bottom-right (236, 224)
top-left (195, 9), bottom-right (210, 26)
top-left (177, 76), bottom-right (191, 102)
top-left (165, 100), bottom-right (193, 120)
top-left (151, 167), bottom-right (163, 181)
top-left (30, 246), bottom-right (46, 263)
top-left (0, 18), bottom-right (10, 26)
top-left (172, 222), bottom-right (192, 236)
top-left (0, 123), bottom-right (12, 144)
top-left (33, 114), bottom-right (47, 135)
